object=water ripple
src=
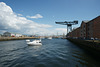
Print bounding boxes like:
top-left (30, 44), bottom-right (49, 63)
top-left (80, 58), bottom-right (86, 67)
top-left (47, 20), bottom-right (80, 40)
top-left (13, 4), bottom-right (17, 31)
top-left (0, 39), bottom-right (99, 67)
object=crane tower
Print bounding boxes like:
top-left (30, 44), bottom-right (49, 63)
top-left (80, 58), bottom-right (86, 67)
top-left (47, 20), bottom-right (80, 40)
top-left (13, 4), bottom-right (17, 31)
top-left (55, 21), bottom-right (78, 34)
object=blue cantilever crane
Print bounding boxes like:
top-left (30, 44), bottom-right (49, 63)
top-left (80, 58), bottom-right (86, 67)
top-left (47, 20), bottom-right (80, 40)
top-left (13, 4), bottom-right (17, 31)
top-left (55, 21), bottom-right (78, 34)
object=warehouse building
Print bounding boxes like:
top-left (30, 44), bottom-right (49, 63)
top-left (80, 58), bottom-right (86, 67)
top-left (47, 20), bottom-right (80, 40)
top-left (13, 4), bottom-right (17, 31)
top-left (80, 21), bottom-right (89, 39)
top-left (87, 16), bottom-right (100, 39)
top-left (67, 16), bottom-right (100, 39)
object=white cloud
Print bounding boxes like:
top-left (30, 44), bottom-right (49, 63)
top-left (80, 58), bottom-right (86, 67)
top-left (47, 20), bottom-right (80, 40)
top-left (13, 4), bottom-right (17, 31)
top-left (0, 2), bottom-right (13, 13)
top-left (17, 14), bottom-right (23, 16)
top-left (55, 28), bottom-right (67, 31)
top-left (27, 14), bottom-right (43, 19)
top-left (55, 28), bottom-right (67, 34)
top-left (0, 2), bottom-right (67, 35)
top-left (0, 2), bottom-right (51, 35)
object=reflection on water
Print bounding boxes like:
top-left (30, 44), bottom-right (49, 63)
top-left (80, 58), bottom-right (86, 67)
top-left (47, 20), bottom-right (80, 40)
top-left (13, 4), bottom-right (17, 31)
top-left (0, 39), bottom-right (99, 67)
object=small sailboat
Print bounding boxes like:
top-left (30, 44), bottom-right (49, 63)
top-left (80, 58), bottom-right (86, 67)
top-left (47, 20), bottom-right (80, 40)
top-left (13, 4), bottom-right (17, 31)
top-left (26, 39), bottom-right (42, 46)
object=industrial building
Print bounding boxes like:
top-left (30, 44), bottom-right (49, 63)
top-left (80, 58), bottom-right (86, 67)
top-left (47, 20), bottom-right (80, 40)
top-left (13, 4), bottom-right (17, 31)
top-left (3, 32), bottom-right (22, 37)
top-left (67, 16), bottom-right (100, 39)
top-left (87, 16), bottom-right (100, 39)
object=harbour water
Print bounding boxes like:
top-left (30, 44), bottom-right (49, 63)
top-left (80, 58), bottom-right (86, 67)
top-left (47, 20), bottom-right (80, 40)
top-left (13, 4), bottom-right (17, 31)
top-left (0, 39), bottom-right (99, 67)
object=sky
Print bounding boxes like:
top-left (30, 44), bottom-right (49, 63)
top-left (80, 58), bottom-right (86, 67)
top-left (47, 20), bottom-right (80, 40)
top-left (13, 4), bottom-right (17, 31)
top-left (0, 0), bottom-right (100, 35)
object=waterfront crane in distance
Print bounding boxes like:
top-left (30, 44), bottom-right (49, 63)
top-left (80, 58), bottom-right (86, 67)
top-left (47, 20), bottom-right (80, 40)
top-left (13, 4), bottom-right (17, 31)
top-left (55, 20), bottom-right (78, 34)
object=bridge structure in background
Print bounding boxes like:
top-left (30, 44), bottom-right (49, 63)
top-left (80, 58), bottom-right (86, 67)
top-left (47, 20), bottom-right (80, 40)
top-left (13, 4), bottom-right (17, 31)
top-left (55, 21), bottom-right (78, 34)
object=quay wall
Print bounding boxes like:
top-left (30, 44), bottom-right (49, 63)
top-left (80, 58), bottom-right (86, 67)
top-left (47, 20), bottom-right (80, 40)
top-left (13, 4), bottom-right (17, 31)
top-left (67, 38), bottom-right (100, 58)
top-left (0, 37), bottom-right (39, 41)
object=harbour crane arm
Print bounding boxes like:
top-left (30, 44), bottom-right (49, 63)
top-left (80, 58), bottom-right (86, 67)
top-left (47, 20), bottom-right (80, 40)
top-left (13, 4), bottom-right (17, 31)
top-left (55, 21), bottom-right (78, 25)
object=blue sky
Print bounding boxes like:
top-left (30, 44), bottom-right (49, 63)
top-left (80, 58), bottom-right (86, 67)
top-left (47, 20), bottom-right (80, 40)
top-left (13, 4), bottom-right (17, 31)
top-left (0, 0), bottom-right (100, 35)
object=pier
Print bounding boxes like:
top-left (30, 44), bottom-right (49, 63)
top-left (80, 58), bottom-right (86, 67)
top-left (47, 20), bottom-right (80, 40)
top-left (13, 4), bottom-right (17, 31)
top-left (67, 38), bottom-right (100, 58)
top-left (0, 37), bottom-right (39, 41)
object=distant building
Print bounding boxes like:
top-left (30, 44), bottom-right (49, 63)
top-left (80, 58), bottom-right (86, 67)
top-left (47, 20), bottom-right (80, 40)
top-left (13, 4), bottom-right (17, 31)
top-left (3, 32), bottom-right (11, 37)
top-left (11, 33), bottom-right (16, 37)
top-left (15, 33), bottom-right (22, 37)
top-left (3, 32), bottom-right (22, 37)
top-left (0, 34), bottom-right (2, 37)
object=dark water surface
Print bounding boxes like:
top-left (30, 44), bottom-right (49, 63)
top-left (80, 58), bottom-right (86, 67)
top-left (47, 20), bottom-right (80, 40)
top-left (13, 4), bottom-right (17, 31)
top-left (0, 39), bottom-right (99, 67)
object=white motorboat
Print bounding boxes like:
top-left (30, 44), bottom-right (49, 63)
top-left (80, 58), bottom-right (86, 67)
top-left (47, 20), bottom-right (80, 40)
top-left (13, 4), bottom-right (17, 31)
top-left (26, 39), bottom-right (42, 46)
top-left (48, 37), bottom-right (52, 39)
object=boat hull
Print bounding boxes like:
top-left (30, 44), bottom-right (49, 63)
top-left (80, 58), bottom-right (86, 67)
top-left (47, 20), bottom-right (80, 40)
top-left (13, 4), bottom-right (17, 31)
top-left (26, 39), bottom-right (42, 46)
top-left (27, 43), bottom-right (42, 46)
